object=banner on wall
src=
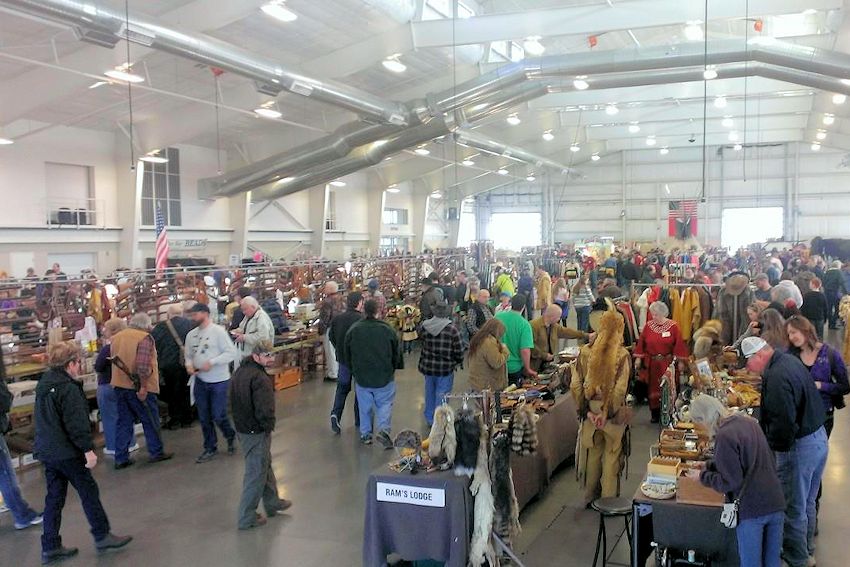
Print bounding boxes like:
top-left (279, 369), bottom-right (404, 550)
top-left (668, 201), bottom-right (698, 239)
top-left (169, 239), bottom-right (208, 251)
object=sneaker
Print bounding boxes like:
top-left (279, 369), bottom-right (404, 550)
top-left (148, 452), bottom-right (174, 464)
top-left (227, 438), bottom-right (236, 455)
top-left (376, 430), bottom-right (394, 450)
top-left (807, 557), bottom-right (817, 567)
top-left (103, 448), bottom-right (115, 456)
top-left (267, 499), bottom-right (292, 517)
top-left (238, 513), bottom-right (267, 530)
top-left (360, 434), bottom-right (373, 445)
top-left (15, 514), bottom-right (43, 530)
top-left (95, 533), bottom-right (133, 553)
top-left (42, 546), bottom-right (78, 565)
top-left (330, 414), bottom-right (341, 435)
top-left (196, 450), bottom-right (217, 463)
top-left (323, 376), bottom-right (337, 382)
top-left (128, 443), bottom-right (140, 453)
top-left (114, 459), bottom-right (135, 470)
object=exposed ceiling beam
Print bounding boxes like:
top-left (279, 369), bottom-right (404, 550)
top-left (412, 0), bottom-right (840, 48)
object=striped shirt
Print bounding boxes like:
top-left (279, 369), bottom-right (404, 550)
top-left (572, 285), bottom-right (595, 308)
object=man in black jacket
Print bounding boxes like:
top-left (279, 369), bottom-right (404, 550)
top-left (151, 303), bottom-right (195, 428)
top-left (743, 337), bottom-right (827, 567)
top-left (230, 340), bottom-right (290, 530)
top-left (328, 291), bottom-right (363, 434)
top-left (0, 361), bottom-right (41, 530)
top-left (35, 341), bottom-right (132, 564)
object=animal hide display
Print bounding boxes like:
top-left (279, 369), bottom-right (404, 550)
top-left (692, 319), bottom-right (722, 360)
top-left (490, 430), bottom-right (521, 543)
top-left (509, 403), bottom-right (538, 456)
top-left (468, 412), bottom-right (496, 567)
top-left (428, 404), bottom-right (457, 467)
top-left (586, 309), bottom-right (626, 416)
top-left (454, 408), bottom-right (481, 477)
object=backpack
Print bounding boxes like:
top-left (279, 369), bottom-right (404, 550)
top-left (261, 298), bottom-right (289, 335)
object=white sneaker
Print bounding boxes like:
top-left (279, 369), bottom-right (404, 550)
top-left (807, 556), bottom-right (817, 567)
top-left (103, 448), bottom-right (115, 456)
top-left (129, 443), bottom-right (140, 453)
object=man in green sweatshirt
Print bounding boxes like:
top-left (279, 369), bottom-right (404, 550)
top-left (343, 299), bottom-right (403, 448)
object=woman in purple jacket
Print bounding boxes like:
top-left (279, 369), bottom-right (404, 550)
top-left (786, 315), bottom-right (850, 438)
top-left (686, 395), bottom-right (786, 567)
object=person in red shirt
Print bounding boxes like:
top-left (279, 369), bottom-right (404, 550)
top-left (634, 301), bottom-right (689, 422)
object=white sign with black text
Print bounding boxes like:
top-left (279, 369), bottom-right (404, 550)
top-left (376, 482), bottom-right (445, 508)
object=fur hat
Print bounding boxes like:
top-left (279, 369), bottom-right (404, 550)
top-left (692, 319), bottom-right (722, 359)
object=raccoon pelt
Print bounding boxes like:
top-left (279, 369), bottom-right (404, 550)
top-left (468, 412), bottom-right (496, 567)
top-left (490, 430), bottom-right (521, 542)
top-left (509, 404), bottom-right (538, 456)
top-left (428, 404), bottom-right (457, 466)
top-left (692, 319), bottom-right (723, 360)
top-left (454, 408), bottom-right (481, 477)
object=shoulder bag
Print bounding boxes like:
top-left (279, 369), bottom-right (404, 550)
top-left (165, 319), bottom-right (186, 366)
top-left (720, 460), bottom-right (753, 529)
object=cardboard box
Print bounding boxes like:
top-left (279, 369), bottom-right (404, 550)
top-left (647, 456), bottom-right (681, 482)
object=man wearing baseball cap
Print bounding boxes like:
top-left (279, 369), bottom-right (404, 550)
top-left (742, 336), bottom-right (827, 567)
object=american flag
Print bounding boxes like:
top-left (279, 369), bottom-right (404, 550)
top-left (155, 203), bottom-right (170, 273)
top-left (668, 200), bottom-right (698, 239)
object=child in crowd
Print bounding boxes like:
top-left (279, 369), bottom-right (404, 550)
top-left (494, 292), bottom-right (512, 313)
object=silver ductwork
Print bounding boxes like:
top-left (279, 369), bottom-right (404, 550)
top-left (251, 112), bottom-right (460, 201)
top-left (0, 0), bottom-right (411, 125)
top-left (453, 130), bottom-right (576, 176)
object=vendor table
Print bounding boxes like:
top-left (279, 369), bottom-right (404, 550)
top-left (510, 393), bottom-right (579, 509)
top-left (631, 487), bottom-right (739, 567)
top-left (364, 468), bottom-right (473, 567)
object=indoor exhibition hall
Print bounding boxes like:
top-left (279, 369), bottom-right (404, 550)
top-left (2, 1), bottom-right (850, 566)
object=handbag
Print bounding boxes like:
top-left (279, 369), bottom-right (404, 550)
top-left (720, 465), bottom-right (753, 529)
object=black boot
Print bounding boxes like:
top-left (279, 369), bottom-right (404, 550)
top-left (650, 408), bottom-right (660, 423)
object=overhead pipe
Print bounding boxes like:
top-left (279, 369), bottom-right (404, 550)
top-left (453, 129), bottom-right (578, 177)
top-left (0, 0), bottom-right (411, 125)
top-left (251, 112), bottom-right (460, 201)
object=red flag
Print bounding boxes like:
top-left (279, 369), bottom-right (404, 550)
top-left (210, 67), bottom-right (225, 77)
top-left (588, 35), bottom-right (598, 48)
top-left (668, 201), bottom-right (698, 239)
top-left (754, 19), bottom-right (763, 32)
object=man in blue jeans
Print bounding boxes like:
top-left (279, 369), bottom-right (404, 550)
top-left (0, 372), bottom-right (42, 530)
top-left (743, 337), bottom-right (828, 567)
top-left (328, 292), bottom-right (363, 434)
top-left (185, 303), bottom-right (240, 463)
top-left (109, 313), bottom-right (174, 470)
top-left (417, 301), bottom-right (463, 427)
top-left (344, 299), bottom-right (402, 448)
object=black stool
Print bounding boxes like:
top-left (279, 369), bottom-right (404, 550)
top-left (591, 497), bottom-right (633, 567)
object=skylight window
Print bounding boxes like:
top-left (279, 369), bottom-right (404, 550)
top-left (422, 0), bottom-right (475, 21)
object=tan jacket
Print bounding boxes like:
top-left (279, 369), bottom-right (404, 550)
top-left (535, 272), bottom-right (552, 310)
top-left (468, 335), bottom-right (509, 392)
top-left (571, 345), bottom-right (631, 449)
top-left (530, 316), bottom-right (586, 371)
top-left (110, 327), bottom-right (160, 393)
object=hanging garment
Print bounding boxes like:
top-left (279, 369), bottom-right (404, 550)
top-left (635, 288), bottom-right (651, 332)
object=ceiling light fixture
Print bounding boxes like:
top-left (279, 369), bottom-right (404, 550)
top-left (811, 142), bottom-right (821, 151)
top-left (414, 146), bottom-right (430, 155)
top-left (573, 76), bottom-right (589, 90)
top-left (88, 81), bottom-right (108, 89)
top-left (261, 1), bottom-right (298, 22)
top-left (842, 79), bottom-right (850, 87)
top-left (386, 184), bottom-right (401, 193)
top-left (703, 68), bottom-right (718, 80)
top-left (823, 113), bottom-right (835, 125)
top-left (570, 143), bottom-right (580, 152)
top-left (833, 93), bottom-right (847, 105)
top-left (497, 168), bottom-right (509, 175)
top-left (470, 102), bottom-right (488, 111)
top-left (542, 130), bottom-right (554, 141)
top-left (104, 67), bottom-right (144, 83)
top-left (254, 107), bottom-right (282, 119)
top-left (591, 153), bottom-right (600, 161)
top-left (684, 21), bottom-right (704, 41)
top-left (506, 113), bottom-right (521, 126)
top-left (816, 130), bottom-right (827, 141)
top-left (645, 136), bottom-right (656, 146)
top-left (461, 158), bottom-right (475, 166)
top-left (523, 36), bottom-right (545, 56)
top-left (139, 150), bottom-right (168, 164)
top-left (721, 116), bottom-right (734, 128)
top-left (0, 137), bottom-right (14, 145)
top-left (733, 143), bottom-right (743, 151)
top-left (714, 95), bottom-right (727, 108)
top-left (431, 192), bottom-right (442, 199)
top-left (605, 104), bottom-right (619, 115)
top-left (728, 131), bottom-right (739, 141)
top-left (526, 174), bottom-right (536, 182)
top-left (628, 122), bottom-right (640, 133)
top-left (659, 147), bottom-right (669, 155)
top-left (329, 181), bottom-right (346, 187)
top-left (382, 54), bottom-right (406, 73)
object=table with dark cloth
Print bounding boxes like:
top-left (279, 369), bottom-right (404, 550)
top-left (631, 488), bottom-right (739, 567)
top-left (510, 393), bottom-right (579, 509)
top-left (364, 468), bottom-right (472, 567)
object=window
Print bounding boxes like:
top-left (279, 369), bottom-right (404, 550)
top-left (325, 190), bottom-right (337, 230)
top-left (422, 0), bottom-right (474, 20)
top-left (721, 207), bottom-right (783, 252)
top-left (489, 212), bottom-right (542, 250)
top-left (488, 40), bottom-right (524, 63)
top-left (380, 236), bottom-right (409, 254)
top-left (457, 203), bottom-right (476, 247)
top-left (382, 208), bottom-right (409, 225)
top-left (141, 147), bottom-right (181, 226)
top-left (45, 162), bottom-right (96, 226)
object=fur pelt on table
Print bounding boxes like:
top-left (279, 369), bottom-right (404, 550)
top-left (490, 430), bottom-right (520, 543)
top-left (454, 408), bottom-right (481, 477)
top-left (428, 404), bottom-right (457, 467)
top-left (468, 412), bottom-right (496, 567)
top-left (509, 403), bottom-right (538, 456)
top-left (692, 319), bottom-right (722, 360)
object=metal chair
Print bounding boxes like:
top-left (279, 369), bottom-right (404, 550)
top-left (591, 497), bottom-right (633, 567)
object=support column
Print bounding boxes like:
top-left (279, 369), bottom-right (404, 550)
top-left (367, 186), bottom-right (386, 253)
top-left (308, 184), bottom-right (329, 257)
top-left (116, 150), bottom-right (143, 268)
top-left (621, 150), bottom-right (627, 244)
top-left (229, 191), bottom-right (251, 261)
top-left (410, 192), bottom-right (429, 254)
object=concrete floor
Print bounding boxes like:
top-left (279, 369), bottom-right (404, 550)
top-left (1, 331), bottom-right (849, 566)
